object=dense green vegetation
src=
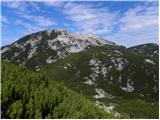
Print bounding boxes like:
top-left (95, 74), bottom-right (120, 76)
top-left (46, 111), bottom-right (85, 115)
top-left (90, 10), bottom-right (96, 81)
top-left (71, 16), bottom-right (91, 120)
top-left (44, 46), bottom-right (158, 102)
top-left (43, 46), bottom-right (159, 119)
top-left (1, 61), bottom-right (115, 119)
top-left (128, 43), bottom-right (159, 64)
top-left (98, 97), bottom-right (159, 119)
top-left (115, 98), bottom-right (158, 119)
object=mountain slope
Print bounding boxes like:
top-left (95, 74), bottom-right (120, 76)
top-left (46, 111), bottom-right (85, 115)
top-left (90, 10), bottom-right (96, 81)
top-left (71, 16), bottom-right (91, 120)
top-left (44, 45), bottom-right (158, 101)
top-left (1, 29), bottom-right (159, 118)
top-left (1, 61), bottom-right (115, 119)
top-left (128, 43), bottom-right (159, 63)
top-left (1, 29), bottom-right (115, 71)
top-left (43, 45), bottom-right (158, 118)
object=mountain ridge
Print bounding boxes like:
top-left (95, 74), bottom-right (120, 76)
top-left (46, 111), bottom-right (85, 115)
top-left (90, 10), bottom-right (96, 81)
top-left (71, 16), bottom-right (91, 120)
top-left (1, 29), bottom-right (159, 118)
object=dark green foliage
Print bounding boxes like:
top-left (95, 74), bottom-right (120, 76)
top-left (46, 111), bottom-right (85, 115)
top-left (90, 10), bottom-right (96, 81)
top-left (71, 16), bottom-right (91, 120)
top-left (43, 46), bottom-right (158, 119)
top-left (6, 100), bottom-right (23, 118)
top-left (115, 99), bottom-right (159, 119)
top-left (1, 61), bottom-right (114, 119)
top-left (128, 43), bottom-right (159, 63)
top-left (44, 46), bottom-right (158, 101)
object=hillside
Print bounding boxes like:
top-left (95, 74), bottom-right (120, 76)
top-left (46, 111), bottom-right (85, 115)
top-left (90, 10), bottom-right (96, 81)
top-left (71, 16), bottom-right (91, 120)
top-left (44, 46), bottom-right (158, 118)
top-left (1, 29), bottom-right (159, 118)
top-left (1, 61), bottom-right (116, 119)
top-left (128, 43), bottom-right (159, 62)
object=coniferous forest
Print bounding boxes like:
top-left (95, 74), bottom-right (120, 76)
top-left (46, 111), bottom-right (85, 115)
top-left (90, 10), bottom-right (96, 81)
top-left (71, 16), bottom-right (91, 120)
top-left (1, 61), bottom-right (115, 119)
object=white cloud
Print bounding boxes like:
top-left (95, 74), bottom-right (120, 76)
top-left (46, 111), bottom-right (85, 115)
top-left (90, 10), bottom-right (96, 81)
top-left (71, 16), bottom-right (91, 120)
top-left (4, 1), bottom-right (43, 12)
top-left (5, 1), bottom-right (28, 12)
top-left (44, 1), bottom-right (65, 7)
top-left (14, 17), bottom-right (55, 35)
top-left (16, 13), bottom-right (56, 27)
top-left (6, 1), bottom-right (57, 34)
top-left (2, 1), bottom-right (159, 47)
top-left (2, 1), bottom-right (58, 43)
top-left (118, 5), bottom-right (158, 32)
top-left (29, 1), bottom-right (41, 11)
top-left (43, 1), bottom-right (159, 47)
top-left (43, 1), bottom-right (117, 34)
top-left (14, 19), bottom-right (47, 35)
top-left (62, 2), bottom-right (117, 34)
top-left (14, 19), bottom-right (23, 25)
top-left (34, 16), bottom-right (56, 27)
top-left (0, 15), bottom-right (9, 24)
top-left (105, 4), bottom-right (159, 47)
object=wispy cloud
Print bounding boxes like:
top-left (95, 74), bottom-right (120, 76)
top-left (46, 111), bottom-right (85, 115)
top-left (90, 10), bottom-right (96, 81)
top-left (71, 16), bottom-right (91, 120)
top-left (29, 1), bottom-right (41, 12)
top-left (119, 5), bottom-right (158, 32)
top-left (43, 1), bottom-right (158, 46)
top-left (44, 1), bottom-right (65, 8)
top-left (106, 3), bottom-right (159, 47)
top-left (16, 12), bottom-right (56, 27)
top-left (2, 1), bottom-right (159, 47)
top-left (44, 1), bottom-right (158, 46)
top-left (0, 15), bottom-right (9, 24)
top-left (45, 2), bottom-right (118, 35)
top-left (15, 18), bottom-right (55, 34)
top-left (5, 1), bottom-right (28, 12)
top-left (3, 1), bottom-right (57, 35)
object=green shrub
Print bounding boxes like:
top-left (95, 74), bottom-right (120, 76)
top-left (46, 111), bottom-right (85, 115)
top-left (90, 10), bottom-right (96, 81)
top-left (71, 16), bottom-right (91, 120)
top-left (1, 61), bottom-right (114, 119)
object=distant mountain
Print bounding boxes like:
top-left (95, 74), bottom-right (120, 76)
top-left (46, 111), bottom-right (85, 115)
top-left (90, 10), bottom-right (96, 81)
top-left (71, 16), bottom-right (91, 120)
top-left (128, 43), bottom-right (158, 56)
top-left (1, 29), bottom-right (159, 118)
top-left (128, 43), bottom-right (159, 61)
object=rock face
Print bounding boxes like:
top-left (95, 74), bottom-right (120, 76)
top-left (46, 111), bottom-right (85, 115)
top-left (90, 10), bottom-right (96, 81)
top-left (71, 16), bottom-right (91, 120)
top-left (1, 29), bottom-right (116, 69)
top-left (1, 29), bottom-right (159, 118)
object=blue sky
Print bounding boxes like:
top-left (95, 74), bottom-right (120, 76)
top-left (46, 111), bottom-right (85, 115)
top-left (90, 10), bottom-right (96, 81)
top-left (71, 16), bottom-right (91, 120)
top-left (1, 0), bottom-right (159, 47)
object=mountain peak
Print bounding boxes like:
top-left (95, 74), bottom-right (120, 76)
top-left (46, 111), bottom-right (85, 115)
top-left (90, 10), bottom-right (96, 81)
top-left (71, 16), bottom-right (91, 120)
top-left (1, 29), bottom-right (117, 65)
top-left (46, 29), bottom-right (68, 35)
top-left (41, 29), bottom-right (116, 46)
top-left (1, 29), bottom-right (159, 119)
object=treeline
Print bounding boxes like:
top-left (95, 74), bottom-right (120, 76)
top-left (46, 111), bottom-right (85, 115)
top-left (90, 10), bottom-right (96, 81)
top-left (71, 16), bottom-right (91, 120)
top-left (1, 61), bottom-right (115, 119)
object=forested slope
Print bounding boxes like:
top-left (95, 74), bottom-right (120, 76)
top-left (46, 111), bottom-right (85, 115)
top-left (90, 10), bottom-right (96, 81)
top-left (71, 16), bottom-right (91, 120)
top-left (1, 29), bottom-right (159, 119)
top-left (1, 61), bottom-right (115, 119)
